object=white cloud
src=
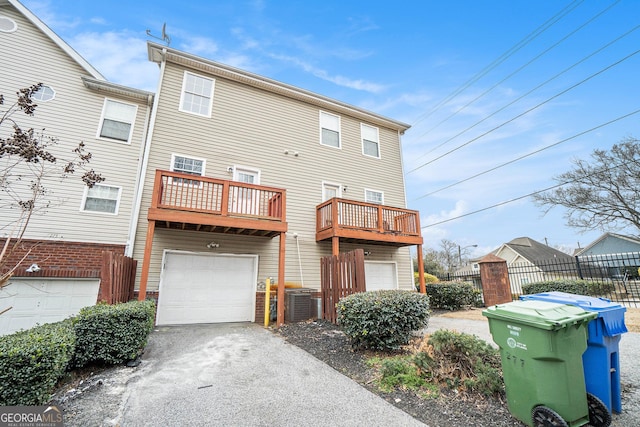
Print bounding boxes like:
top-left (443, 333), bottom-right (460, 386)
top-left (268, 53), bottom-right (386, 93)
top-left (69, 31), bottom-right (159, 92)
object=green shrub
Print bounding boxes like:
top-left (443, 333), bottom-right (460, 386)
top-left (413, 272), bottom-right (440, 289)
top-left (426, 281), bottom-right (482, 310)
top-left (521, 279), bottom-right (614, 296)
top-left (369, 355), bottom-right (426, 392)
top-left (417, 330), bottom-right (503, 397)
top-left (0, 320), bottom-right (76, 405)
top-left (337, 290), bottom-right (430, 351)
top-left (73, 300), bottom-right (155, 367)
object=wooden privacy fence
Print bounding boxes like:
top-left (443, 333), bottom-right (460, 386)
top-left (320, 249), bottom-right (366, 323)
top-left (100, 252), bottom-right (137, 304)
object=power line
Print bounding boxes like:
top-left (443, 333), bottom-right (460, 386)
top-left (413, 1), bottom-right (624, 159)
top-left (415, 108), bottom-right (640, 199)
top-left (410, 0), bottom-right (583, 127)
top-left (407, 48), bottom-right (640, 174)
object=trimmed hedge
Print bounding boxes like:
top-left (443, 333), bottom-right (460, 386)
top-left (73, 300), bottom-right (156, 367)
top-left (337, 290), bottom-right (430, 351)
top-left (0, 319), bottom-right (75, 406)
top-left (522, 279), bottom-right (615, 296)
top-left (426, 281), bottom-right (482, 310)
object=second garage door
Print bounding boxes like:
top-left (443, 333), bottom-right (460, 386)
top-left (364, 261), bottom-right (398, 291)
top-left (156, 251), bottom-right (258, 325)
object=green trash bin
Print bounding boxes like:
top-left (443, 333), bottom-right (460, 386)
top-left (483, 300), bottom-right (599, 427)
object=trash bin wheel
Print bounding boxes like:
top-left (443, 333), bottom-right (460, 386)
top-left (586, 393), bottom-right (612, 427)
top-left (531, 405), bottom-right (568, 427)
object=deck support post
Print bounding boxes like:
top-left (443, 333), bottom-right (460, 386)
top-left (276, 231), bottom-right (286, 326)
top-left (417, 243), bottom-right (426, 294)
top-left (138, 221), bottom-right (155, 301)
top-left (331, 236), bottom-right (339, 256)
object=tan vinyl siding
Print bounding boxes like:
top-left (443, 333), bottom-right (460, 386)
top-left (133, 62), bottom-right (414, 291)
top-left (0, 6), bottom-right (147, 244)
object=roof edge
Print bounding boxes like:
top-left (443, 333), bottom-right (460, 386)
top-left (82, 76), bottom-right (154, 103)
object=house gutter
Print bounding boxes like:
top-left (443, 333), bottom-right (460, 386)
top-left (125, 48), bottom-right (167, 257)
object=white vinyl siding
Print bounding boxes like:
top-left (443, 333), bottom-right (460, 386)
top-left (98, 99), bottom-right (138, 143)
top-left (320, 111), bottom-right (341, 148)
top-left (1, 5), bottom-right (149, 244)
top-left (81, 184), bottom-right (121, 214)
top-left (361, 124), bottom-right (380, 158)
top-left (365, 189), bottom-right (384, 204)
top-left (179, 71), bottom-right (215, 117)
top-left (132, 63), bottom-right (414, 293)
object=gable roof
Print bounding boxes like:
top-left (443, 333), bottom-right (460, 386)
top-left (2, 0), bottom-right (105, 80)
top-left (147, 42), bottom-right (411, 134)
top-left (500, 237), bottom-right (573, 262)
top-left (575, 232), bottom-right (640, 256)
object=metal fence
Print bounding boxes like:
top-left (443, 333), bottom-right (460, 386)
top-left (440, 252), bottom-right (640, 308)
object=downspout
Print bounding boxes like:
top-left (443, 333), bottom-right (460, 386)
top-left (398, 129), bottom-right (418, 289)
top-left (125, 49), bottom-right (167, 257)
top-left (125, 93), bottom-right (154, 256)
top-left (295, 234), bottom-right (304, 287)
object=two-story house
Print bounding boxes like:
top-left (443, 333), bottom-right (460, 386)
top-left (0, 0), bottom-right (153, 335)
top-left (133, 43), bottom-right (424, 326)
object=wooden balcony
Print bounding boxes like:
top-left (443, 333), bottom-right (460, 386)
top-left (316, 198), bottom-right (423, 247)
top-left (147, 170), bottom-right (287, 237)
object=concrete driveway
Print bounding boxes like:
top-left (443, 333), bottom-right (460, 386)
top-left (117, 323), bottom-right (426, 427)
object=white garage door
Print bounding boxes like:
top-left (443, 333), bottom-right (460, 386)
top-left (0, 278), bottom-right (100, 336)
top-left (364, 262), bottom-right (398, 291)
top-left (156, 251), bottom-right (258, 325)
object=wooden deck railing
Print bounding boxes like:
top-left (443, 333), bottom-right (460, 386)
top-left (316, 197), bottom-right (420, 236)
top-left (151, 170), bottom-right (285, 221)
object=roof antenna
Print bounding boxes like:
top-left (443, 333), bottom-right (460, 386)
top-left (146, 22), bottom-right (171, 45)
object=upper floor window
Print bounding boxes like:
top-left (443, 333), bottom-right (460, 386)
top-left (0, 16), bottom-right (17, 33)
top-left (365, 189), bottom-right (384, 205)
top-left (32, 85), bottom-right (55, 102)
top-left (171, 154), bottom-right (205, 185)
top-left (320, 111), bottom-right (341, 148)
top-left (81, 184), bottom-right (121, 214)
top-left (98, 99), bottom-right (137, 143)
top-left (361, 124), bottom-right (380, 158)
top-left (179, 72), bottom-right (215, 117)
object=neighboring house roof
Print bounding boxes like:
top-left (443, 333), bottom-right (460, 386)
top-left (146, 42), bottom-right (411, 134)
top-left (575, 232), bottom-right (640, 256)
top-left (3, 0), bottom-right (106, 80)
top-left (498, 237), bottom-right (573, 262)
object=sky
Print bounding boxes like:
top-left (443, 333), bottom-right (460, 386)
top-left (20, 0), bottom-right (640, 259)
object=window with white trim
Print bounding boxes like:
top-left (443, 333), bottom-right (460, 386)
top-left (179, 72), bottom-right (215, 117)
top-left (171, 154), bottom-right (205, 185)
top-left (233, 166), bottom-right (260, 184)
top-left (32, 85), bottom-right (55, 102)
top-left (365, 189), bottom-right (384, 205)
top-left (81, 184), bottom-right (121, 214)
top-left (0, 16), bottom-right (17, 33)
top-left (322, 182), bottom-right (342, 201)
top-left (97, 99), bottom-right (137, 143)
top-left (320, 111), bottom-right (341, 148)
top-left (361, 124), bottom-right (380, 158)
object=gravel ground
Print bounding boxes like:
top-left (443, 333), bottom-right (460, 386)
top-left (276, 311), bottom-right (640, 427)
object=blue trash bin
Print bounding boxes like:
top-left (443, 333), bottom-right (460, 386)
top-left (520, 291), bottom-right (627, 414)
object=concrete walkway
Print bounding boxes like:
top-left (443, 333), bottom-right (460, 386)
top-left (119, 323), bottom-right (427, 427)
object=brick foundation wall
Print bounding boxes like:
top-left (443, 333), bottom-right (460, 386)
top-left (1, 238), bottom-right (125, 278)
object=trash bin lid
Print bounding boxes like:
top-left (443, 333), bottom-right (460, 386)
top-left (483, 300), bottom-right (597, 330)
top-left (520, 292), bottom-right (628, 336)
